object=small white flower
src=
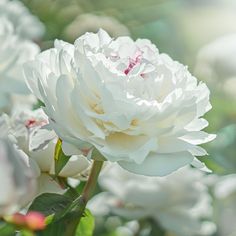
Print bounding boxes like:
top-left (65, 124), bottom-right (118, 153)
top-left (0, 17), bottom-right (39, 113)
top-left (89, 164), bottom-right (216, 236)
top-left (24, 29), bottom-right (215, 176)
top-left (0, 137), bottom-right (38, 216)
top-left (195, 34), bottom-right (236, 84)
top-left (1, 108), bottom-right (91, 179)
top-left (0, 0), bottom-right (45, 40)
top-left (214, 174), bottom-right (236, 236)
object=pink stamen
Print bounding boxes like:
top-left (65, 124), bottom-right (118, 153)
top-left (124, 54), bottom-right (142, 75)
top-left (25, 118), bottom-right (48, 128)
top-left (81, 147), bottom-right (92, 156)
top-left (25, 119), bottom-right (37, 128)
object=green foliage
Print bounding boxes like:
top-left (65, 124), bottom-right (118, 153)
top-left (37, 211), bottom-right (81, 236)
top-left (76, 209), bottom-right (95, 236)
top-left (0, 222), bottom-right (15, 236)
top-left (207, 124), bottom-right (236, 174)
top-left (28, 193), bottom-right (95, 236)
top-left (28, 193), bottom-right (72, 216)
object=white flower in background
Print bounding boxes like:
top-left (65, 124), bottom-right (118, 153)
top-left (89, 164), bottom-right (216, 236)
top-left (0, 137), bottom-right (38, 216)
top-left (195, 34), bottom-right (236, 99)
top-left (24, 29), bottom-right (215, 176)
top-left (0, 108), bottom-right (91, 195)
top-left (214, 174), bottom-right (236, 236)
top-left (195, 34), bottom-right (236, 84)
top-left (0, 0), bottom-right (45, 40)
top-left (64, 14), bottom-right (130, 41)
top-left (0, 17), bottom-right (39, 113)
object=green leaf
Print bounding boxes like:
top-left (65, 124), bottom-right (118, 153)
top-left (28, 193), bottom-right (72, 216)
top-left (0, 222), bottom-right (15, 236)
top-left (20, 229), bottom-right (35, 236)
top-left (76, 209), bottom-right (95, 236)
top-left (33, 100), bottom-right (45, 110)
top-left (37, 211), bottom-right (81, 236)
top-left (54, 139), bottom-right (70, 176)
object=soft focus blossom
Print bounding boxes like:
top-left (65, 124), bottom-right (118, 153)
top-left (214, 174), bottom-right (236, 236)
top-left (0, 137), bottom-right (38, 216)
top-left (0, 108), bottom-right (91, 195)
top-left (89, 164), bottom-right (216, 236)
top-left (24, 29), bottom-right (215, 176)
top-left (0, 0), bottom-right (45, 40)
top-left (195, 34), bottom-right (236, 99)
top-left (0, 17), bottom-right (39, 113)
top-left (9, 211), bottom-right (46, 230)
top-left (195, 34), bottom-right (236, 84)
top-left (64, 14), bottom-right (130, 41)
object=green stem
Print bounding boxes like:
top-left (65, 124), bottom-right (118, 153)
top-left (76, 160), bottom-right (104, 224)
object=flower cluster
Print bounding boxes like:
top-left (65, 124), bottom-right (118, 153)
top-left (0, 17), bottom-right (39, 113)
top-left (0, 132), bottom-right (37, 215)
top-left (0, 108), bottom-right (91, 198)
top-left (89, 164), bottom-right (216, 236)
top-left (0, 0), bottom-right (45, 40)
top-left (0, 2), bottom-right (219, 235)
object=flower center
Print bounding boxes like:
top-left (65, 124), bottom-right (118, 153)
top-left (124, 53), bottom-right (142, 75)
top-left (25, 118), bottom-right (48, 128)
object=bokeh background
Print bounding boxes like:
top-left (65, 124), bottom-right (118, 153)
top-left (19, 0), bottom-right (236, 235)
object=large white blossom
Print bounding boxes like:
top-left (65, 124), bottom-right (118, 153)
top-left (89, 164), bottom-right (216, 236)
top-left (214, 174), bottom-right (236, 236)
top-left (0, 0), bottom-right (45, 40)
top-left (0, 127), bottom-right (38, 215)
top-left (0, 17), bottom-right (39, 113)
top-left (24, 29), bottom-right (215, 176)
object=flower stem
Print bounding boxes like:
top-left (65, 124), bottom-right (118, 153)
top-left (76, 160), bottom-right (103, 223)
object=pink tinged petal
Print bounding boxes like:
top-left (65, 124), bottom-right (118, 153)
top-left (118, 151), bottom-right (194, 176)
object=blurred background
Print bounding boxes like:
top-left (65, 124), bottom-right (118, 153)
top-left (19, 0), bottom-right (236, 235)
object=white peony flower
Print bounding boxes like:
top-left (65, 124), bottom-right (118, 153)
top-left (89, 164), bottom-right (216, 236)
top-left (0, 0), bottom-right (45, 40)
top-left (0, 17), bottom-right (39, 113)
top-left (0, 137), bottom-right (38, 216)
top-left (1, 108), bottom-right (91, 178)
top-left (214, 174), bottom-right (236, 236)
top-left (24, 29), bottom-right (215, 176)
